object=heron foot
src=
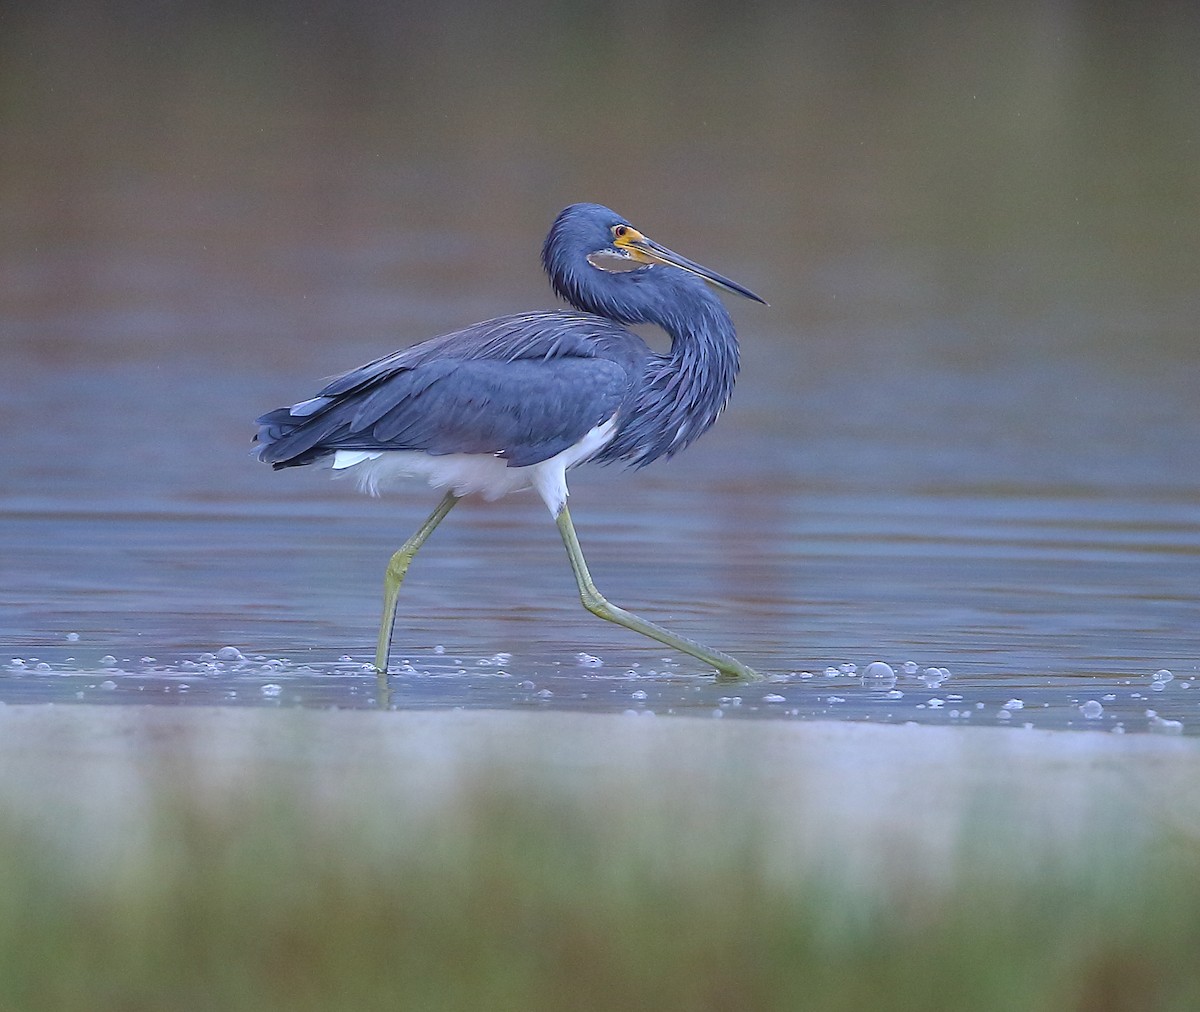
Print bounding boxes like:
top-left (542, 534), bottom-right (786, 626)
top-left (559, 506), bottom-right (761, 682)
top-left (581, 588), bottom-right (761, 682)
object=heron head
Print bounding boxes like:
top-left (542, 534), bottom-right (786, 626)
top-left (542, 204), bottom-right (766, 320)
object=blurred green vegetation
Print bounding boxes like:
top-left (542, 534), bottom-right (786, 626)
top-left (1, 768), bottom-right (1198, 1011)
top-left (3, 1), bottom-right (1197, 292)
top-left (4, 0), bottom-right (1197, 394)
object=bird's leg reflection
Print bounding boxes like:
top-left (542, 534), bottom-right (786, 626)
top-left (374, 491), bottom-right (459, 673)
top-left (554, 505), bottom-right (761, 682)
top-left (375, 669), bottom-right (391, 710)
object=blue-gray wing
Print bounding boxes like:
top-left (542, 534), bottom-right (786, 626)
top-left (256, 312), bottom-right (646, 469)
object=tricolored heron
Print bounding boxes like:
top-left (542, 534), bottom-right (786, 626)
top-left (256, 203), bottom-right (765, 681)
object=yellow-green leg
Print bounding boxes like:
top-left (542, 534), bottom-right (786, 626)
top-left (555, 504), bottom-right (761, 682)
top-left (374, 491), bottom-right (459, 673)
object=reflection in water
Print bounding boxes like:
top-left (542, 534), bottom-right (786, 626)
top-left (1, 3), bottom-right (1198, 730)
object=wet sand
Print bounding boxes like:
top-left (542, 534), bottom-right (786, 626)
top-left (2, 707), bottom-right (1196, 880)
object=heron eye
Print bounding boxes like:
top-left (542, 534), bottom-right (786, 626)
top-left (613, 225), bottom-right (629, 239)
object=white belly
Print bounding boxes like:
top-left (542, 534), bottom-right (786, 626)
top-left (330, 416), bottom-right (617, 516)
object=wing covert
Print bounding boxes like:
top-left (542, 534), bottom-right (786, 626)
top-left (258, 355), bottom-right (632, 468)
top-left (256, 311), bottom-right (649, 469)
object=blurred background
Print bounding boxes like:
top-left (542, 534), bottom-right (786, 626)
top-left (1, 1), bottom-right (1197, 708)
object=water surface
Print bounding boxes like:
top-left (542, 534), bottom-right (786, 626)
top-left (2, 3), bottom-right (1197, 731)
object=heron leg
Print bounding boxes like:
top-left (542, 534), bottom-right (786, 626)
top-left (375, 491), bottom-right (459, 674)
top-left (554, 504), bottom-right (761, 682)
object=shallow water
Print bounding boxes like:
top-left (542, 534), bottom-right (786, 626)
top-left (3, 650), bottom-right (1194, 736)
top-left (2, 4), bottom-right (1197, 731)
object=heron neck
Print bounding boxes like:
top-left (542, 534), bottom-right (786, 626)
top-left (603, 287), bottom-right (740, 467)
top-left (655, 289), bottom-right (738, 363)
top-left (656, 292), bottom-right (740, 425)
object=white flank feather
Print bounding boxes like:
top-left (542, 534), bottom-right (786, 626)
top-left (331, 416), bottom-right (617, 516)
